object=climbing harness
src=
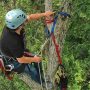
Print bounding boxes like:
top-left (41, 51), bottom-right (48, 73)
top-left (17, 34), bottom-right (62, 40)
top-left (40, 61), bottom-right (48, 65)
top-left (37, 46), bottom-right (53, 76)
top-left (0, 55), bottom-right (15, 80)
top-left (0, 51), bottom-right (26, 80)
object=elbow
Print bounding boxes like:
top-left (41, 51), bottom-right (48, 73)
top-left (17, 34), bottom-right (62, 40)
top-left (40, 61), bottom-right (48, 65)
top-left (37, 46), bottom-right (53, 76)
top-left (17, 57), bottom-right (25, 63)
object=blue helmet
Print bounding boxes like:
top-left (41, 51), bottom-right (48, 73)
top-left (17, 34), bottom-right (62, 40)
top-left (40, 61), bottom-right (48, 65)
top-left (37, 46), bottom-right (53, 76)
top-left (5, 9), bottom-right (27, 29)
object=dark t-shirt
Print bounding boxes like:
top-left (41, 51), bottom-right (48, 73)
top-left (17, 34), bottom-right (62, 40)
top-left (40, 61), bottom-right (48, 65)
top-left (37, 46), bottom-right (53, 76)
top-left (0, 26), bottom-right (26, 73)
top-left (0, 26), bottom-right (25, 57)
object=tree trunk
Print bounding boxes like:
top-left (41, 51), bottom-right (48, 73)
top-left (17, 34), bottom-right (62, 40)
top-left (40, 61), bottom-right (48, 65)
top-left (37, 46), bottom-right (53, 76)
top-left (42, 0), bottom-right (71, 90)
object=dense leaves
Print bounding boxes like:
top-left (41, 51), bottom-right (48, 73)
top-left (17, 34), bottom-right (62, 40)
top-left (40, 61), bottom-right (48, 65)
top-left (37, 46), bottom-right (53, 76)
top-left (62, 0), bottom-right (90, 89)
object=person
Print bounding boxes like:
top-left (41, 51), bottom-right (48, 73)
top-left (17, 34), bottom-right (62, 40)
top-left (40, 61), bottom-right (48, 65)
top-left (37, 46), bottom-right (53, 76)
top-left (0, 9), bottom-right (54, 82)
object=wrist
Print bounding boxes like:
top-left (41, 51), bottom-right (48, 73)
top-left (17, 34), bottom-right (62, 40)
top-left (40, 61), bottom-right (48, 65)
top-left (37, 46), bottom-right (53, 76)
top-left (42, 13), bottom-right (46, 17)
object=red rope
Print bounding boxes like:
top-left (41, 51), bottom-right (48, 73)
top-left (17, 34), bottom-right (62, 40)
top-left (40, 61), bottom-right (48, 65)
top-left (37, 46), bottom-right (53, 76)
top-left (51, 33), bottom-right (62, 64)
top-left (45, 19), bottom-right (54, 24)
top-left (45, 18), bottom-right (62, 64)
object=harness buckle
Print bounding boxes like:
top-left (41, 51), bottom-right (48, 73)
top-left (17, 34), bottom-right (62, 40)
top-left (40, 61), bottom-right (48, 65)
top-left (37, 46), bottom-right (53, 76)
top-left (5, 64), bottom-right (14, 71)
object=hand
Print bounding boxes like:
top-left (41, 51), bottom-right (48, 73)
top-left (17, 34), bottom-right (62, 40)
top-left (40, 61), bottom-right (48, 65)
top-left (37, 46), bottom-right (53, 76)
top-left (44, 11), bottom-right (55, 17)
top-left (33, 55), bottom-right (41, 63)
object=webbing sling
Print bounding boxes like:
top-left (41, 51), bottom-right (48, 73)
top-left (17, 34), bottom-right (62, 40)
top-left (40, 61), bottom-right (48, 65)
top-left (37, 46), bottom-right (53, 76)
top-left (45, 12), bottom-right (70, 64)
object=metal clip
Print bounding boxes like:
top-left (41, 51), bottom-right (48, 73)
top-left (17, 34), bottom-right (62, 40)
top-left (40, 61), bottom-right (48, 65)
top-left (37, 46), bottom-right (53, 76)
top-left (5, 64), bottom-right (14, 71)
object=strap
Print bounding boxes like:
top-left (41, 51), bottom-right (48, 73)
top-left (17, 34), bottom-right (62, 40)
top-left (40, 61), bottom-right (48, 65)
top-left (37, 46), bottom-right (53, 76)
top-left (45, 12), bottom-right (70, 34)
top-left (45, 11), bottom-right (70, 65)
top-left (50, 12), bottom-right (70, 34)
top-left (45, 19), bottom-right (54, 24)
top-left (51, 34), bottom-right (62, 64)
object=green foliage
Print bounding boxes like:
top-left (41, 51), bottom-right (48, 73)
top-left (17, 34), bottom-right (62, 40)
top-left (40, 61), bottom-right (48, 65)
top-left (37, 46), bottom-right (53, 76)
top-left (0, 75), bottom-right (31, 90)
top-left (62, 0), bottom-right (90, 90)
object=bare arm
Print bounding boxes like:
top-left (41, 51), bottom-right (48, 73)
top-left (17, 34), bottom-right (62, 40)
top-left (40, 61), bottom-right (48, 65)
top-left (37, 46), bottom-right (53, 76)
top-left (27, 11), bottom-right (54, 21)
top-left (17, 55), bottom-right (41, 63)
top-left (27, 13), bottom-right (45, 20)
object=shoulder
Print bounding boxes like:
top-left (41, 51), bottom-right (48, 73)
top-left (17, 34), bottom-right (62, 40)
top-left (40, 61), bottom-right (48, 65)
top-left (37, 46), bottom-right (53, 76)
top-left (1, 26), bottom-right (11, 37)
top-left (0, 26), bottom-right (18, 45)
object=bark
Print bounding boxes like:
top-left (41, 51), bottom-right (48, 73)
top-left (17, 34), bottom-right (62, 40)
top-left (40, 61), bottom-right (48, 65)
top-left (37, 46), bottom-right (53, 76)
top-left (13, 0), bottom-right (16, 7)
top-left (19, 73), bottom-right (44, 90)
top-left (41, 0), bottom-right (71, 90)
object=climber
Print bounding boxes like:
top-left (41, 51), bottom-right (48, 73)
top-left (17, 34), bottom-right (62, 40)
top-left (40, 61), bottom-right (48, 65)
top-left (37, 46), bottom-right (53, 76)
top-left (0, 9), bottom-right (54, 82)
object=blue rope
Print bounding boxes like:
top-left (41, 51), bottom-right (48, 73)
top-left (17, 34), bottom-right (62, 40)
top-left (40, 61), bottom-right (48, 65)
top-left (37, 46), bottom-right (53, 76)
top-left (45, 12), bottom-right (70, 36)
